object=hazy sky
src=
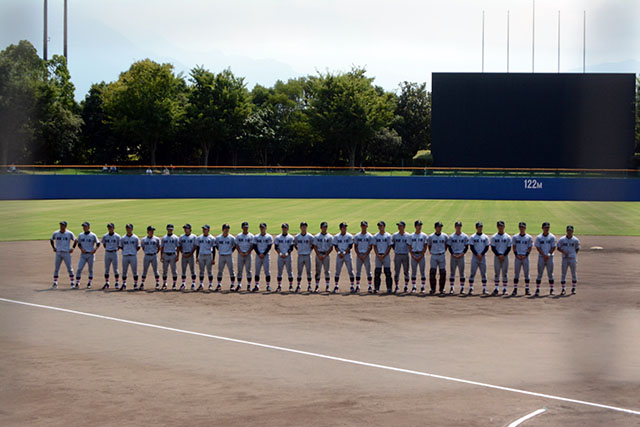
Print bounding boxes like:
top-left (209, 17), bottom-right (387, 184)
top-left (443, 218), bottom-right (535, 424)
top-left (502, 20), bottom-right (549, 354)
top-left (1, 0), bottom-right (638, 99)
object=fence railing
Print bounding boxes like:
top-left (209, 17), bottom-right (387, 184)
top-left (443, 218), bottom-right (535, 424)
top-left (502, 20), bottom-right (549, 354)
top-left (1, 165), bottom-right (639, 178)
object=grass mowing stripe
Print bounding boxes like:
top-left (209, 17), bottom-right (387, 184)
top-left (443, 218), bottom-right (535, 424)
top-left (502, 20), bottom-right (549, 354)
top-left (0, 199), bottom-right (638, 241)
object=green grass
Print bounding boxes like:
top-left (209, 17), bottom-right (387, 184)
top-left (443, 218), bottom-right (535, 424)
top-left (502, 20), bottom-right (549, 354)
top-left (1, 199), bottom-right (639, 241)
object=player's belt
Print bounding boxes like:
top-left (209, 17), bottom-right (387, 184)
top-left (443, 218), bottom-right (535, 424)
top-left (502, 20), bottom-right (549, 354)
top-left (164, 252), bottom-right (176, 255)
top-left (105, 249), bottom-right (117, 252)
top-left (183, 252), bottom-right (192, 255)
top-left (123, 253), bottom-right (136, 256)
top-left (431, 252), bottom-right (445, 255)
top-left (396, 252), bottom-right (408, 255)
top-left (144, 253), bottom-right (156, 256)
top-left (317, 251), bottom-right (327, 255)
top-left (412, 251), bottom-right (423, 254)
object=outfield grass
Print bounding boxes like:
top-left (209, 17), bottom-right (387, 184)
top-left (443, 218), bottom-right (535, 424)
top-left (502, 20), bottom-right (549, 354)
top-left (1, 199), bottom-right (638, 241)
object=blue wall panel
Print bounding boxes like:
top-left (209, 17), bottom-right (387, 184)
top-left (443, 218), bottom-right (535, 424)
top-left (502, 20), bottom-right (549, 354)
top-left (0, 175), bottom-right (638, 201)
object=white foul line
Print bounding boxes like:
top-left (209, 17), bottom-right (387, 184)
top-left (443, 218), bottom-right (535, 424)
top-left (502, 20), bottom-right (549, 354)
top-left (508, 408), bottom-right (547, 427)
top-left (1, 297), bottom-right (639, 417)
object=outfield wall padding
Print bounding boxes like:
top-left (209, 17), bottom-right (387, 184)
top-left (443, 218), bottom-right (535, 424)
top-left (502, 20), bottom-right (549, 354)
top-left (1, 175), bottom-right (639, 201)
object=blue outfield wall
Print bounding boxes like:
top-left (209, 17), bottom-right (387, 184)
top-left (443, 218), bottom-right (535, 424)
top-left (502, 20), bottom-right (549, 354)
top-left (0, 175), bottom-right (639, 201)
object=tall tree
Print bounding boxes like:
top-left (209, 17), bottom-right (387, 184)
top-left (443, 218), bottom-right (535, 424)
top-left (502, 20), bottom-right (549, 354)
top-left (102, 59), bottom-right (185, 165)
top-left (393, 81), bottom-right (431, 164)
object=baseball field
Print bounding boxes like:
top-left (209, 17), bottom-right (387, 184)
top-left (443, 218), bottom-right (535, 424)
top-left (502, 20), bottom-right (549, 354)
top-left (1, 198), bottom-right (639, 426)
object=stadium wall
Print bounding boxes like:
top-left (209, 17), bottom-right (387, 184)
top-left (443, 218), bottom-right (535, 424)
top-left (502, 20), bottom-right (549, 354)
top-left (1, 175), bottom-right (639, 201)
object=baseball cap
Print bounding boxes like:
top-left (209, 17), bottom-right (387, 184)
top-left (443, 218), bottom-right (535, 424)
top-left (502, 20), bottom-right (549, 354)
top-left (82, 221), bottom-right (90, 227)
top-left (259, 222), bottom-right (267, 228)
top-left (300, 221), bottom-right (308, 227)
top-left (519, 222), bottom-right (527, 227)
top-left (542, 222), bottom-right (550, 228)
top-left (202, 224), bottom-right (210, 230)
top-left (434, 221), bottom-right (443, 227)
top-left (396, 221), bottom-right (406, 227)
top-left (377, 220), bottom-right (386, 227)
top-left (566, 225), bottom-right (574, 231)
top-left (320, 221), bottom-right (328, 228)
top-left (222, 223), bottom-right (230, 230)
top-left (454, 221), bottom-right (462, 227)
top-left (166, 224), bottom-right (174, 230)
top-left (241, 221), bottom-right (249, 228)
top-left (126, 223), bottom-right (134, 229)
top-left (414, 220), bottom-right (423, 226)
top-left (147, 225), bottom-right (155, 231)
top-left (281, 223), bottom-right (289, 229)
top-left (475, 222), bottom-right (483, 227)
top-left (339, 222), bottom-right (348, 228)
top-left (497, 220), bottom-right (505, 227)
top-left (361, 220), bottom-right (368, 226)
top-left (59, 220), bottom-right (68, 226)
top-left (183, 223), bottom-right (191, 229)
top-left (107, 222), bottom-right (115, 228)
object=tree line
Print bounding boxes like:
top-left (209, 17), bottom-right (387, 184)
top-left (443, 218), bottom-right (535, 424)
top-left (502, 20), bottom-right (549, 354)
top-left (0, 40), bottom-right (432, 167)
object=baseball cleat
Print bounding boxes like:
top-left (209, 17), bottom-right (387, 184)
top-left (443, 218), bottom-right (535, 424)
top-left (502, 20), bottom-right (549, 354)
top-left (120, 284), bottom-right (126, 291)
top-left (534, 289), bottom-right (540, 296)
top-left (266, 285), bottom-right (272, 292)
top-left (275, 286), bottom-right (282, 293)
top-left (491, 289), bottom-right (499, 296)
top-left (229, 285), bottom-right (235, 292)
top-left (208, 284), bottom-right (213, 291)
top-left (482, 289), bottom-right (488, 295)
top-left (191, 284), bottom-right (196, 291)
top-left (502, 289), bottom-right (507, 295)
top-left (314, 285), bottom-right (319, 293)
top-left (525, 289), bottom-right (531, 295)
top-left (332, 286), bottom-right (339, 294)
top-left (172, 284), bottom-right (176, 291)
top-left (139, 284), bottom-right (144, 291)
top-left (355, 285), bottom-right (360, 293)
top-left (161, 284), bottom-right (167, 290)
top-left (252, 286), bottom-right (259, 292)
top-left (114, 283), bottom-right (120, 290)
top-left (179, 284), bottom-right (185, 291)
top-left (571, 288), bottom-right (576, 295)
top-left (561, 289), bottom-right (566, 295)
top-left (101, 284), bottom-right (109, 290)
top-left (449, 288), bottom-right (454, 295)
top-left (403, 286), bottom-right (408, 293)
top-left (307, 286), bottom-right (313, 293)
top-left (155, 284), bottom-right (160, 290)
top-left (411, 286), bottom-right (417, 293)
top-left (459, 288), bottom-right (465, 295)
top-left (350, 286), bottom-right (355, 293)
top-left (295, 286), bottom-right (301, 293)
top-left (51, 283), bottom-right (58, 289)
top-left (197, 285), bottom-right (204, 291)
top-left (429, 289), bottom-right (435, 295)
top-left (325, 286), bottom-right (330, 293)
top-left (215, 284), bottom-right (222, 292)
top-left (133, 284), bottom-right (138, 290)
top-left (550, 289), bottom-right (555, 296)
top-left (368, 286), bottom-right (373, 293)
top-left (420, 286), bottom-right (425, 293)
top-left (467, 289), bottom-right (473, 295)
top-left (87, 283), bottom-right (91, 289)
top-left (393, 286), bottom-right (399, 294)
top-left (511, 289), bottom-right (518, 296)
top-left (289, 285), bottom-right (293, 292)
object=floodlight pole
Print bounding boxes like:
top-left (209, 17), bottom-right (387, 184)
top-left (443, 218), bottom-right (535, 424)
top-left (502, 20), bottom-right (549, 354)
top-left (43, 0), bottom-right (48, 60)
top-left (64, 0), bottom-right (68, 62)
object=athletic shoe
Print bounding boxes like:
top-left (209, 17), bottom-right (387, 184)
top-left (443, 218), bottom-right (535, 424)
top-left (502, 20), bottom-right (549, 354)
top-left (295, 286), bottom-right (301, 293)
top-left (420, 286), bottom-right (425, 293)
top-left (70, 284), bottom-right (75, 289)
top-left (534, 289), bottom-right (540, 296)
top-left (491, 289), bottom-right (499, 296)
top-left (120, 284), bottom-right (126, 291)
top-left (236, 285), bottom-right (242, 292)
top-left (197, 285), bottom-right (204, 291)
top-left (502, 289), bottom-right (507, 295)
top-left (459, 288), bottom-right (465, 295)
top-left (325, 286), bottom-right (330, 293)
top-left (215, 284), bottom-right (222, 292)
top-left (373, 289), bottom-right (379, 294)
top-left (139, 284), bottom-right (144, 291)
top-left (307, 285), bottom-right (313, 293)
top-left (467, 289), bottom-right (473, 296)
top-left (333, 286), bottom-right (339, 294)
top-left (253, 286), bottom-right (259, 292)
top-left (511, 289), bottom-right (517, 296)
top-left (101, 284), bottom-right (109, 290)
top-left (161, 284), bottom-right (167, 290)
top-left (275, 286), bottom-right (282, 293)
top-left (179, 284), bottom-right (185, 291)
top-left (114, 283), bottom-right (120, 290)
top-left (411, 286), bottom-right (417, 293)
top-left (482, 289), bottom-right (488, 295)
top-left (429, 289), bottom-right (435, 295)
top-left (550, 289), bottom-right (555, 296)
top-left (350, 286), bottom-right (355, 294)
top-left (191, 284), bottom-right (196, 291)
top-left (525, 289), bottom-right (531, 296)
top-left (561, 289), bottom-right (566, 295)
top-left (571, 288), bottom-right (576, 295)
top-left (156, 284), bottom-right (160, 290)
top-left (394, 286), bottom-right (399, 294)
top-left (355, 285), bottom-right (360, 293)
top-left (133, 284), bottom-right (138, 290)
top-left (266, 285), bottom-right (271, 292)
top-left (172, 284), bottom-right (176, 291)
top-left (208, 284), bottom-right (213, 291)
top-left (368, 286), bottom-right (373, 293)
top-left (87, 283), bottom-right (92, 289)
top-left (449, 288), bottom-right (454, 295)
top-left (314, 285), bottom-right (319, 293)
top-left (229, 285), bottom-right (235, 292)
top-left (51, 283), bottom-right (58, 289)
top-left (403, 286), bottom-right (408, 293)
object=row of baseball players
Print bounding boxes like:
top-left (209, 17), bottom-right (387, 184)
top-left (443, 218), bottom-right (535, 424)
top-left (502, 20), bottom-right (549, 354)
top-left (50, 219), bottom-right (580, 296)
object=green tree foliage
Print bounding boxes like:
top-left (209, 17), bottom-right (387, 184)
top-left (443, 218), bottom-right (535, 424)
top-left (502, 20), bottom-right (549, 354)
top-left (102, 59), bottom-right (186, 165)
top-left (393, 81), bottom-right (431, 162)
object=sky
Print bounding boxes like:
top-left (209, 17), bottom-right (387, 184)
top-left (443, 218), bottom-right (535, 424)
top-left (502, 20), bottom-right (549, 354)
top-left (1, 0), bottom-right (638, 100)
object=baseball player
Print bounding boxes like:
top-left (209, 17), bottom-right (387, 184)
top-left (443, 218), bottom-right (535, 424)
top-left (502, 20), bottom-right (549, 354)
top-left (74, 221), bottom-right (100, 289)
top-left (491, 220), bottom-right (512, 295)
top-left (534, 222), bottom-right (557, 296)
top-left (313, 222), bottom-right (333, 292)
top-left (447, 221), bottom-right (469, 294)
top-left (392, 221), bottom-right (411, 293)
top-left (409, 220), bottom-right (428, 293)
top-left (274, 223), bottom-right (295, 292)
top-left (119, 224), bottom-right (140, 291)
top-left (160, 224), bottom-right (180, 290)
top-left (333, 222), bottom-right (355, 293)
top-left (512, 222), bottom-right (533, 295)
top-left (216, 224), bottom-right (236, 291)
top-left (294, 221), bottom-right (314, 292)
top-left (353, 221), bottom-right (374, 293)
top-left (235, 222), bottom-right (254, 292)
top-left (428, 221), bottom-right (449, 295)
top-left (195, 224), bottom-right (216, 291)
top-left (253, 222), bottom-right (273, 292)
top-left (373, 221), bottom-right (393, 293)
top-left (178, 224), bottom-right (197, 290)
top-left (49, 221), bottom-right (75, 289)
top-left (101, 223), bottom-right (121, 289)
top-left (557, 225), bottom-right (580, 295)
top-left (468, 222), bottom-right (490, 295)
top-left (140, 226), bottom-right (160, 290)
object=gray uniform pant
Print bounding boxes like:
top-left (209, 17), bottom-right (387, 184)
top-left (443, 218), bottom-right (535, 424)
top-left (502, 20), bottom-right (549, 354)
top-left (181, 254), bottom-right (196, 279)
top-left (54, 252), bottom-right (73, 278)
top-left (76, 253), bottom-right (95, 279)
top-left (513, 256), bottom-right (530, 283)
top-left (355, 253), bottom-right (372, 280)
top-left (374, 254), bottom-right (391, 269)
top-left (297, 254), bottom-right (312, 281)
top-left (335, 253), bottom-right (354, 280)
top-left (494, 255), bottom-right (509, 283)
top-left (122, 254), bottom-right (138, 279)
top-left (237, 253), bottom-right (252, 281)
top-left (162, 253), bottom-right (178, 280)
top-left (104, 251), bottom-right (119, 279)
top-left (394, 253), bottom-right (410, 284)
top-left (536, 256), bottom-right (554, 283)
top-left (469, 255), bottom-right (487, 283)
top-left (449, 255), bottom-right (465, 282)
top-left (218, 254), bottom-right (235, 280)
top-left (142, 254), bottom-right (159, 279)
top-left (198, 254), bottom-right (213, 279)
top-left (277, 254), bottom-right (293, 279)
top-left (315, 253), bottom-right (331, 282)
top-left (430, 253), bottom-right (446, 270)
top-left (561, 257), bottom-right (577, 283)
top-left (255, 253), bottom-right (271, 278)
top-left (411, 254), bottom-right (426, 280)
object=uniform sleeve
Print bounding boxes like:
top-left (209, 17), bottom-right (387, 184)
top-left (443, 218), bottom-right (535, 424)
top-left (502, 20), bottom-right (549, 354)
top-left (51, 232), bottom-right (56, 241)
top-left (534, 237), bottom-right (541, 248)
top-left (332, 236), bottom-right (338, 247)
top-left (551, 236), bottom-right (557, 248)
top-left (576, 238), bottom-right (580, 251)
top-left (136, 237), bottom-right (141, 248)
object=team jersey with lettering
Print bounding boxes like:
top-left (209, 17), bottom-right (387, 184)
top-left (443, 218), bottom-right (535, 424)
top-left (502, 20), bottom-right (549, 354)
top-left (216, 234), bottom-right (236, 255)
top-left (141, 236), bottom-right (161, 255)
top-left (102, 232), bottom-right (121, 251)
top-left (235, 232), bottom-right (255, 253)
top-left (51, 230), bottom-right (76, 252)
top-left (535, 233), bottom-right (557, 256)
top-left (428, 232), bottom-right (449, 254)
top-left (447, 232), bottom-right (469, 254)
top-left (274, 233), bottom-right (294, 255)
top-left (77, 231), bottom-right (99, 252)
top-left (469, 233), bottom-right (490, 255)
top-left (161, 234), bottom-right (180, 253)
top-left (294, 232), bottom-right (314, 255)
top-left (557, 235), bottom-right (580, 259)
top-left (333, 232), bottom-right (354, 253)
top-left (392, 232), bottom-right (411, 254)
top-left (196, 234), bottom-right (216, 255)
top-left (353, 232), bottom-right (374, 254)
top-left (254, 233), bottom-right (273, 254)
top-left (512, 233), bottom-right (533, 256)
top-left (373, 232), bottom-right (392, 254)
top-left (120, 234), bottom-right (140, 256)
top-left (490, 232), bottom-right (512, 255)
top-left (178, 234), bottom-right (197, 254)
top-left (313, 232), bottom-right (334, 253)
top-left (409, 232), bottom-right (428, 253)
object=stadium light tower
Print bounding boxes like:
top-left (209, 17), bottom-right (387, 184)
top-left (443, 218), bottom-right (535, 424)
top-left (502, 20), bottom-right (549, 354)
top-left (64, 0), bottom-right (68, 62)
top-left (43, 0), bottom-right (48, 60)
